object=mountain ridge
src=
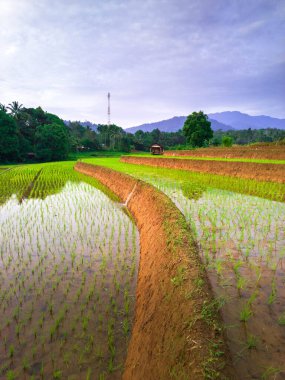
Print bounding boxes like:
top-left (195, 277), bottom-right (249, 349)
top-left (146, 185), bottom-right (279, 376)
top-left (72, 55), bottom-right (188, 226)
top-left (124, 112), bottom-right (285, 133)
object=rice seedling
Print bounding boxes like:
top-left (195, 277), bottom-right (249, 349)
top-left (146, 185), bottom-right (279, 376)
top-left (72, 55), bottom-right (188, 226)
top-left (8, 345), bottom-right (14, 359)
top-left (6, 370), bottom-right (16, 380)
top-left (246, 334), bottom-right (258, 350)
top-left (268, 278), bottom-right (277, 305)
top-left (278, 313), bottom-right (285, 326)
top-left (261, 366), bottom-right (284, 380)
top-left (122, 318), bottom-right (130, 336)
top-left (0, 162), bottom-right (140, 378)
top-left (87, 157), bottom-right (285, 379)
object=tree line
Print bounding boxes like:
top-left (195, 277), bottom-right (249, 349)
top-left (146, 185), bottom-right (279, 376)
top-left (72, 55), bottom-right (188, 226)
top-left (0, 101), bottom-right (186, 162)
top-left (0, 102), bottom-right (132, 162)
top-left (0, 103), bottom-right (284, 163)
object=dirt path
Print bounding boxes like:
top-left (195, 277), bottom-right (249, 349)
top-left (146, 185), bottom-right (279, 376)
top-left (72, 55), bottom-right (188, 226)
top-left (75, 162), bottom-right (237, 380)
top-left (121, 156), bottom-right (285, 183)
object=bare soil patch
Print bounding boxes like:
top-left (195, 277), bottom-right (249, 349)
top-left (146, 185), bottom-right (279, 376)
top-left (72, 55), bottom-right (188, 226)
top-left (121, 156), bottom-right (285, 183)
top-left (75, 162), bottom-right (237, 380)
top-left (166, 145), bottom-right (285, 160)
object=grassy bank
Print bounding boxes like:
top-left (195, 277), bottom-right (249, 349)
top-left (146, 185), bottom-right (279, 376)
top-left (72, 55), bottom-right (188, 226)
top-left (82, 157), bottom-right (285, 202)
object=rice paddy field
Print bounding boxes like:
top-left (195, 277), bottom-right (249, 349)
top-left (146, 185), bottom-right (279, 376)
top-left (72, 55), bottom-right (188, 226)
top-left (1, 156), bottom-right (285, 379)
top-left (83, 157), bottom-right (285, 380)
top-left (0, 163), bottom-right (140, 379)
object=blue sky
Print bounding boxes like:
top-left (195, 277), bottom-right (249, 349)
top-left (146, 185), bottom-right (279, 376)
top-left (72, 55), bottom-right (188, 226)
top-left (0, 0), bottom-right (284, 127)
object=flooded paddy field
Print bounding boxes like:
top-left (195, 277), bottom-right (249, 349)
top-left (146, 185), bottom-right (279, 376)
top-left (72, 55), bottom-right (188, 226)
top-left (0, 164), bottom-right (140, 379)
top-left (82, 159), bottom-right (285, 380)
top-left (147, 178), bottom-right (285, 379)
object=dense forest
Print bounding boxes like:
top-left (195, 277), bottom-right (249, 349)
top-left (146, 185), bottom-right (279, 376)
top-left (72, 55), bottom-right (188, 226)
top-left (212, 128), bottom-right (285, 146)
top-left (0, 102), bottom-right (284, 163)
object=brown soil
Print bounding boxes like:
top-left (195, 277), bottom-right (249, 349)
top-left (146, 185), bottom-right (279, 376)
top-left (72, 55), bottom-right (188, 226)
top-left (75, 162), bottom-right (238, 380)
top-left (166, 146), bottom-right (285, 160)
top-left (121, 156), bottom-right (285, 183)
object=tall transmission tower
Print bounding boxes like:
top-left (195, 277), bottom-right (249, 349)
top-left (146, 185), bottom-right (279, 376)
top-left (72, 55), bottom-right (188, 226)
top-left (107, 92), bottom-right (111, 126)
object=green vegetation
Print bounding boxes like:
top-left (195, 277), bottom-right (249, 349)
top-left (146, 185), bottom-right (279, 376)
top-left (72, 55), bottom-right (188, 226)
top-left (132, 128), bottom-right (186, 150)
top-left (68, 150), bottom-right (127, 160)
top-left (1, 101), bottom-right (285, 163)
top-left (1, 153), bottom-right (284, 379)
top-left (0, 103), bottom-right (69, 162)
top-left (221, 135), bottom-right (233, 147)
top-left (35, 123), bottom-right (69, 161)
top-left (0, 163), bottom-right (139, 378)
top-left (0, 162), bottom-right (119, 205)
top-left (83, 157), bottom-right (285, 379)
top-left (0, 102), bottom-right (132, 163)
top-left (131, 128), bottom-right (285, 151)
top-left (213, 128), bottom-right (285, 146)
top-left (82, 157), bottom-right (285, 202)
top-left (182, 111), bottom-right (213, 147)
top-left (0, 110), bottom-right (19, 161)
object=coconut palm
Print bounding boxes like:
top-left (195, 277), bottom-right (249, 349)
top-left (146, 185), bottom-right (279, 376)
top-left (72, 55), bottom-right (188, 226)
top-left (110, 130), bottom-right (122, 150)
top-left (0, 103), bottom-right (7, 113)
top-left (7, 101), bottom-right (23, 119)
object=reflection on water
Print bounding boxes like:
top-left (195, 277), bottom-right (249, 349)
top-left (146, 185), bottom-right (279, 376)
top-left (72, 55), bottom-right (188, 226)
top-left (0, 162), bottom-right (119, 205)
top-left (170, 188), bottom-right (285, 380)
top-left (0, 182), bottom-right (139, 379)
top-left (135, 176), bottom-right (285, 380)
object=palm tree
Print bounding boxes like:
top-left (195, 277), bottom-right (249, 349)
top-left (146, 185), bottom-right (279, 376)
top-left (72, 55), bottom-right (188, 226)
top-left (7, 101), bottom-right (23, 119)
top-left (0, 103), bottom-right (7, 113)
top-left (110, 130), bottom-right (122, 150)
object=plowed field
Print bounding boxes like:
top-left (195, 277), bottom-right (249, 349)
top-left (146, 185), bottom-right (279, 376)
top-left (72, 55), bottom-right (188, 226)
top-left (121, 156), bottom-right (285, 183)
top-left (166, 145), bottom-right (285, 160)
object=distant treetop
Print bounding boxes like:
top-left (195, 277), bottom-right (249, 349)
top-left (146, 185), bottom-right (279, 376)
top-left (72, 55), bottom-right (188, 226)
top-left (182, 111), bottom-right (213, 147)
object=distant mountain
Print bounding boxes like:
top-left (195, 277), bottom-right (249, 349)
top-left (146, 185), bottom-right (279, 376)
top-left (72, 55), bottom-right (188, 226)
top-left (125, 112), bottom-right (285, 134)
top-left (208, 118), bottom-right (234, 131)
top-left (125, 116), bottom-right (232, 134)
top-left (208, 111), bottom-right (285, 130)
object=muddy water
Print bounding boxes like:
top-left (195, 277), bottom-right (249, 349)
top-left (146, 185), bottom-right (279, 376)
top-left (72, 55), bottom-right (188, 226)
top-left (0, 182), bottom-right (140, 379)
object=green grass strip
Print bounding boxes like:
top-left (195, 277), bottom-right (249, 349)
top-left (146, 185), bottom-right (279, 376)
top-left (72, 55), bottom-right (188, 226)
top-left (0, 161), bottom-right (119, 205)
top-left (82, 157), bottom-right (285, 202)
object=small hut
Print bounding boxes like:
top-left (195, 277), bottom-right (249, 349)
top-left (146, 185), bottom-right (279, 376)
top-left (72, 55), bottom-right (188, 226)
top-left (150, 144), bottom-right (164, 155)
top-left (27, 152), bottom-right (36, 159)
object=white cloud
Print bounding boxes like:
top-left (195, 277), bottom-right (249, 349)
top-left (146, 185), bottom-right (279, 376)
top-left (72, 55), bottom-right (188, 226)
top-left (0, 0), bottom-right (284, 127)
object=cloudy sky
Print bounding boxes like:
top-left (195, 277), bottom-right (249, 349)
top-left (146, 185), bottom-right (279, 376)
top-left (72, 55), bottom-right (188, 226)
top-left (0, 0), bottom-right (284, 127)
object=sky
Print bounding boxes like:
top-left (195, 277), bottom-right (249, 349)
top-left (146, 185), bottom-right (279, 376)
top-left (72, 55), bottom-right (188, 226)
top-left (0, 0), bottom-right (284, 128)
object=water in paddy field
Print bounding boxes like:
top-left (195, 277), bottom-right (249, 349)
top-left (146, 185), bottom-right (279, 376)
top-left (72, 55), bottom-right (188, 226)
top-left (143, 177), bottom-right (285, 380)
top-left (0, 182), bottom-right (140, 379)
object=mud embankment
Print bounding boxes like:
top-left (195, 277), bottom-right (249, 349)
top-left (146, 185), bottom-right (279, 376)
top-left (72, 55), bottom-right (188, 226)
top-left (121, 156), bottom-right (285, 183)
top-left (75, 162), bottom-right (237, 380)
top-left (166, 146), bottom-right (285, 160)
